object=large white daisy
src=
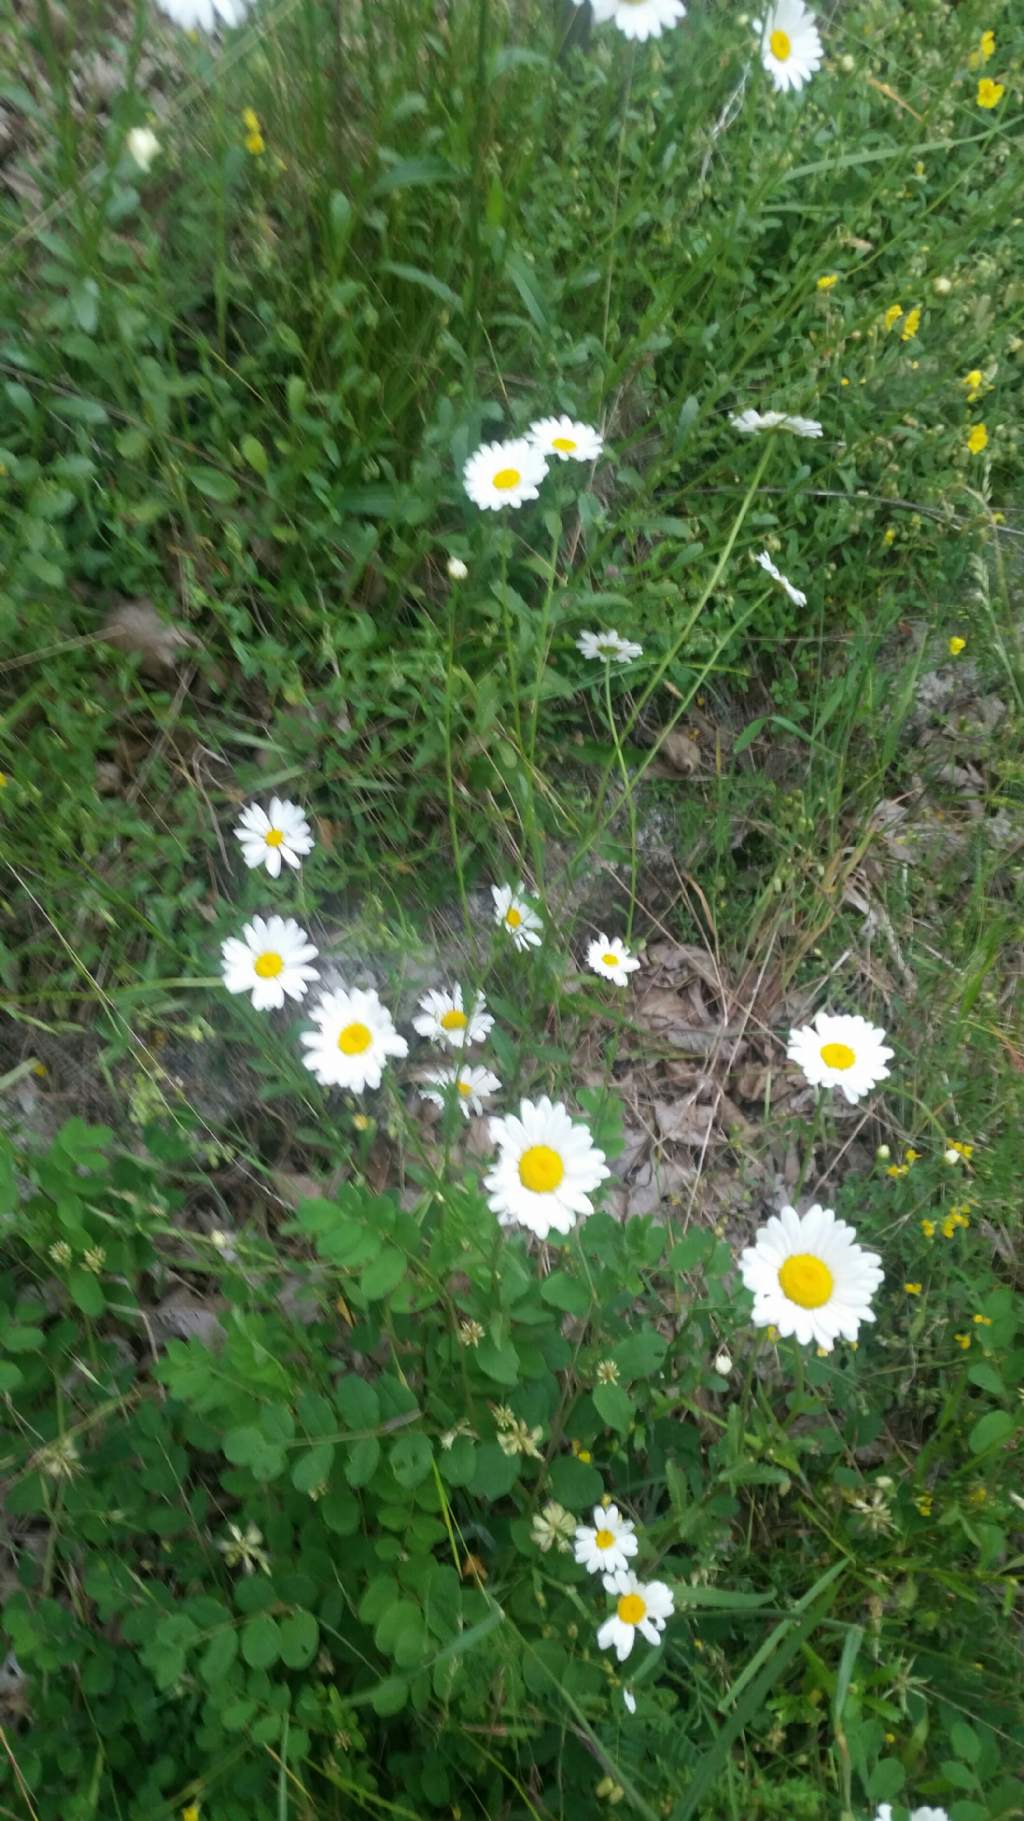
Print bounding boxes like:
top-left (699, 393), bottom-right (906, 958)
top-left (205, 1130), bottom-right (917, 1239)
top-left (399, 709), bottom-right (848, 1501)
top-left (587, 934), bottom-right (641, 987)
top-left (597, 1571), bottom-right (674, 1662)
top-left (484, 1096), bottom-right (609, 1239)
top-left (419, 1064), bottom-right (501, 1119)
top-left (756, 0), bottom-right (824, 92)
top-left (234, 798), bottom-right (314, 878)
top-left (220, 916), bottom-right (318, 1011)
top-left (731, 408), bottom-right (823, 438)
top-left (739, 1203), bottom-right (884, 1351)
top-left (491, 882), bottom-right (542, 952)
top-left (155, 0), bottom-right (253, 27)
top-left (755, 550), bottom-right (807, 607)
top-left (594, 0), bottom-right (686, 42)
top-left (528, 416), bottom-right (604, 463)
top-left (463, 438), bottom-right (548, 512)
top-left (576, 630), bottom-right (644, 664)
top-left (574, 1505), bottom-right (638, 1577)
top-left (300, 988), bottom-right (408, 1093)
top-left (413, 985), bottom-right (493, 1049)
top-left (787, 1010), bottom-right (893, 1104)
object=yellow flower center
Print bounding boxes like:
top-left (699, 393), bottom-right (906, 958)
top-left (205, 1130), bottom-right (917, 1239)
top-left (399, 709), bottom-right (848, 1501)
top-left (770, 27), bottom-right (792, 59)
top-left (778, 1253), bottom-right (835, 1310)
top-left (264, 828), bottom-right (285, 847)
top-left (595, 1528), bottom-right (616, 1550)
top-left (253, 950), bottom-right (284, 979)
top-left (518, 1144), bottom-right (565, 1194)
top-left (617, 1593), bottom-right (647, 1625)
top-left (552, 436), bottom-right (577, 452)
top-left (337, 1021), bottom-right (372, 1055)
top-left (440, 1009), bottom-right (468, 1031)
top-left (820, 1041), bottom-right (855, 1070)
top-left (602, 951), bottom-right (619, 967)
top-left (457, 1080), bottom-right (473, 1096)
top-left (506, 907), bottom-right (522, 929)
top-left (493, 467), bottom-right (521, 491)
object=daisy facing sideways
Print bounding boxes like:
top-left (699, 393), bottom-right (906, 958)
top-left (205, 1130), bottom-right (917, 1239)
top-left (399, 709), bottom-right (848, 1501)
top-left (583, 0), bottom-right (686, 42)
top-left (587, 934), bottom-right (641, 987)
top-left (220, 916), bottom-right (318, 1011)
top-left (300, 987), bottom-right (408, 1092)
top-left (574, 1504), bottom-right (638, 1577)
top-left (787, 1010), bottom-right (893, 1104)
top-left (731, 408), bottom-right (823, 438)
top-left (419, 1064), bottom-right (501, 1119)
top-left (491, 882), bottom-right (542, 951)
top-left (528, 416), bottom-right (604, 463)
top-left (577, 629), bottom-right (644, 664)
top-left (234, 797), bottom-right (314, 877)
top-left (413, 984), bottom-right (494, 1048)
top-left (756, 549), bottom-right (807, 607)
top-left (755, 0), bottom-right (823, 92)
top-left (484, 1096), bottom-right (609, 1238)
top-left (597, 1571), bottom-right (675, 1662)
top-left (739, 1203), bottom-right (884, 1351)
top-left (463, 437), bottom-right (548, 511)
top-left (155, 0), bottom-right (253, 27)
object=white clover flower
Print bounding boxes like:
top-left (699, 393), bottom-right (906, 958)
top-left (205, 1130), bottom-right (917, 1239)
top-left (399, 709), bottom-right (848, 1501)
top-left (484, 1095), bottom-right (609, 1239)
top-left (597, 1571), bottom-right (674, 1662)
top-left (731, 408), bottom-right (823, 438)
top-left (234, 798), bottom-right (314, 877)
top-left (576, 629), bottom-right (644, 664)
top-left (419, 1064), bottom-right (501, 1118)
top-left (739, 1204), bottom-right (884, 1352)
top-left (412, 984), bottom-right (494, 1049)
top-left (528, 415), bottom-right (604, 463)
top-left (300, 987), bottom-right (408, 1093)
top-left (587, 934), bottom-right (641, 987)
top-left (155, 0), bottom-right (253, 26)
top-left (463, 437), bottom-right (548, 511)
top-left (574, 1504), bottom-right (638, 1576)
top-left (787, 1010), bottom-right (893, 1104)
top-left (220, 915), bottom-right (319, 1011)
top-left (491, 882), bottom-right (542, 952)
top-left (714, 1348), bottom-right (733, 1376)
top-left (756, 0), bottom-right (823, 92)
top-left (217, 1521), bottom-right (270, 1574)
top-left (584, 0), bottom-right (686, 42)
top-left (755, 549), bottom-right (807, 607)
top-left (532, 1502), bottom-right (576, 1554)
top-left (126, 127), bottom-right (161, 171)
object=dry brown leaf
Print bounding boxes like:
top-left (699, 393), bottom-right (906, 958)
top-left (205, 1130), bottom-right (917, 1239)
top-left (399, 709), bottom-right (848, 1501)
top-left (654, 1099), bottom-right (714, 1146)
top-left (645, 942), bottom-right (722, 993)
top-left (657, 729), bottom-right (701, 774)
top-left (270, 1169), bottom-right (329, 1208)
top-left (102, 599), bottom-right (199, 673)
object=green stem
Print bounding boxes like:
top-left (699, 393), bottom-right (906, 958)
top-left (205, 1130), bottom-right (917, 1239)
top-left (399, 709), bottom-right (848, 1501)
top-left (604, 664), bottom-right (638, 940)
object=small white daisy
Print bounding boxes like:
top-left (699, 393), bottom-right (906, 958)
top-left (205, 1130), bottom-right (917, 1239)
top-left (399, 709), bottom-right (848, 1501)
top-left (220, 916), bottom-right (319, 1011)
top-left (155, 0), bottom-right (253, 26)
top-left (587, 934), bottom-right (641, 987)
top-left (528, 416), bottom-right (604, 463)
top-left (576, 630), bottom-right (644, 664)
top-left (463, 438), bottom-right (548, 512)
top-left (755, 550), bottom-right (807, 607)
top-left (591, 0), bottom-right (686, 42)
top-left (234, 798), bottom-right (314, 878)
top-left (875, 1810), bottom-right (949, 1821)
top-left (300, 987), bottom-right (408, 1093)
top-left (484, 1095), bottom-right (609, 1239)
top-left (756, 0), bottom-right (824, 92)
top-left (731, 408), bottom-right (823, 438)
top-left (413, 985), bottom-right (494, 1049)
top-left (739, 1203), bottom-right (884, 1351)
top-left (126, 127), bottom-right (161, 171)
top-left (597, 1571), bottom-right (674, 1662)
top-left (419, 1064), bottom-right (501, 1119)
top-left (787, 1010), bottom-right (893, 1104)
top-left (491, 882), bottom-right (542, 952)
top-left (574, 1504), bottom-right (638, 1576)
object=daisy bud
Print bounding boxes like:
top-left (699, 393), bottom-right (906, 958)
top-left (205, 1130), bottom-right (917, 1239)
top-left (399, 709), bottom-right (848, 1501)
top-left (713, 1349), bottom-right (733, 1377)
top-left (839, 52), bottom-right (855, 72)
top-left (876, 1144), bottom-right (891, 1160)
top-left (126, 127), bottom-right (161, 172)
top-left (932, 275), bottom-right (952, 295)
top-left (944, 1147), bottom-right (961, 1165)
top-left (447, 556), bottom-right (468, 581)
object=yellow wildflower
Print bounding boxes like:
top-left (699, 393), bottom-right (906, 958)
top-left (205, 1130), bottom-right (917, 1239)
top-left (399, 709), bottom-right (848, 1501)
top-left (914, 1494), bottom-right (932, 1516)
top-left (980, 30), bottom-right (995, 61)
top-left (977, 78), bottom-right (1004, 109)
top-left (245, 130), bottom-right (266, 156)
top-left (904, 1283), bottom-right (922, 1296)
top-left (883, 526), bottom-right (896, 545)
top-left (972, 1313), bottom-right (993, 1326)
top-left (954, 1333), bottom-right (971, 1350)
top-left (886, 1164), bottom-right (909, 1179)
top-left (817, 273), bottom-right (839, 290)
top-left (884, 304), bottom-right (903, 331)
top-left (904, 1148), bottom-right (920, 1164)
top-left (0, 772), bottom-right (7, 788)
top-left (968, 1485), bottom-right (988, 1505)
top-left (948, 637), bottom-right (966, 656)
top-left (352, 1113), bottom-right (371, 1131)
top-left (766, 1325), bottom-right (779, 1342)
top-left (32, 1061), bottom-right (48, 1079)
top-left (967, 423), bottom-right (989, 455)
top-left (242, 107), bottom-right (260, 131)
top-left (577, 1448), bottom-right (592, 1464)
top-left (183, 1807), bottom-right (201, 1821)
top-left (920, 1219), bottom-right (935, 1238)
top-left (947, 1140), bottom-right (973, 1159)
top-left (963, 368), bottom-right (984, 402)
top-left (901, 307), bottom-right (921, 341)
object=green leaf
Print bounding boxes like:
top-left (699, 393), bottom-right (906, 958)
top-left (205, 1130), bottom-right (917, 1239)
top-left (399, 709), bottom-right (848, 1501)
top-left (279, 1610), bottom-right (318, 1669)
top-left (468, 1443), bottom-right (520, 1500)
top-left (240, 434), bottom-right (268, 477)
top-left (187, 466), bottom-right (238, 503)
top-left (593, 1382), bottom-right (634, 1433)
top-left (4, 1326), bottom-right (44, 1352)
top-left (868, 1760), bottom-right (906, 1801)
top-left (548, 1455), bottom-right (603, 1508)
top-left (380, 262), bottom-right (462, 311)
top-left (335, 1374), bottom-right (381, 1429)
top-left (359, 1247), bottom-right (407, 1301)
top-left (539, 1271), bottom-right (591, 1316)
top-left (371, 156), bottom-right (455, 196)
top-left (345, 1435), bottom-right (380, 1487)
top-left (0, 1363), bottom-right (23, 1393)
top-left (68, 1270), bottom-right (105, 1317)
top-left (241, 1613), bottom-right (281, 1670)
top-left (389, 1433), bottom-right (433, 1489)
top-left (969, 1409), bottom-right (1015, 1454)
top-left (950, 1722), bottom-right (981, 1765)
top-left (291, 1444), bottom-right (334, 1493)
top-left (199, 1628), bottom-right (239, 1685)
top-left (475, 1335), bottom-right (520, 1385)
top-left (613, 1326), bottom-right (668, 1381)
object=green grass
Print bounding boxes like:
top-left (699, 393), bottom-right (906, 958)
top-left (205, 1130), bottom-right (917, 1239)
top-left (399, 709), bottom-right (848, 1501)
top-left (0, 0), bottom-right (1022, 1816)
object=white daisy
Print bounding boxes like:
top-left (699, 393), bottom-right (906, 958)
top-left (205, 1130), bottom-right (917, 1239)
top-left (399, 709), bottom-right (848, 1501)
top-left (731, 408), bottom-right (823, 438)
top-left (463, 438), bottom-right (548, 512)
top-left (623, 1688), bottom-right (637, 1714)
top-left (413, 985), bottom-right (494, 1049)
top-left (875, 1810), bottom-right (949, 1821)
top-left (528, 416), bottom-right (604, 463)
top-left (576, 630), bottom-right (644, 664)
top-left (739, 1203), bottom-right (884, 1351)
top-left (756, 0), bottom-right (824, 93)
top-left (755, 550), bottom-right (807, 607)
top-left (126, 127), bottom-right (161, 171)
top-left (787, 1010), bottom-right (893, 1104)
top-left (419, 1064), bottom-right (501, 1119)
top-left (491, 882), bottom-right (542, 952)
top-left (155, 0), bottom-right (253, 26)
top-left (220, 916), bottom-right (318, 1012)
top-left (234, 798), bottom-right (314, 878)
top-left (574, 1504), bottom-right (638, 1576)
top-left (596, 0), bottom-right (686, 42)
top-left (300, 988), bottom-right (408, 1093)
top-left (484, 1095), bottom-right (609, 1239)
top-left (587, 934), bottom-right (641, 987)
top-left (597, 1571), bottom-right (674, 1662)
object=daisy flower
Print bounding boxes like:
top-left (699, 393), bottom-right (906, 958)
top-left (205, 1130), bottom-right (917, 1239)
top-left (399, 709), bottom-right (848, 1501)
top-left (597, 1571), bottom-right (674, 1662)
top-left (576, 630), bottom-right (644, 663)
top-left (590, 0), bottom-right (686, 42)
top-left (574, 1504), bottom-right (638, 1576)
top-left (413, 984), bottom-right (494, 1048)
top-left (756, 0), bottom-right (823, 91)
top-left (220, 916), bottom-right (319, 1011)
top-left (528, 416), bottom-right (604, 463)
top-left (300, 987), bottom-right (408, 1093)
top-left (587, 934), bottom-right (641, 987)
top-left (234, 798), bottom-right (314, 877)
top-left (731, 408), bottom-right (823, 438)
top-left (491, 882), bottom-right (542, 951)
top-left (876, 1808), bottom-right (950, 1821)
top-left (419, 1064), bottom-right (501, 1118)
top-left (739, 1203), bottom-right (884, 1351)
top-left (155, 0), bottom-right (253, 26)
top-left (787, 1010), bottom-right (893, 1104)
top-left (484, 1096), bottom-right (609, 1239)
top-left (463, 438), bottom-right (548, 512)
top-left (755, 550), bottom-right (807, 607)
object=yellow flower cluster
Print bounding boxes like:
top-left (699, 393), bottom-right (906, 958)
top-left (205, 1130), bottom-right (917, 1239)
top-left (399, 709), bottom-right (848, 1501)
top-left (242, 107), bottom-right (265, 156)
top-left (942, 1205), bottom-right (972, 1239)
top-left (900, 306), bottom-right (921, 342)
